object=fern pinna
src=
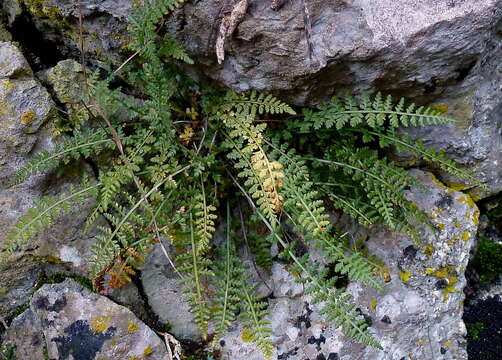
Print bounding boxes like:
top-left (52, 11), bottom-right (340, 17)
top-left (1, 0), bottom-right (485, 356)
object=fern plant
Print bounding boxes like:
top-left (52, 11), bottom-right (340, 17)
top-left (1, 0), bottom-right (485, 357)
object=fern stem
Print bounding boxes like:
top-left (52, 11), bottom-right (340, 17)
top-left (327, 193), bottom-right (374, 225)
top-left (306, 157), bottom-right (395, 188)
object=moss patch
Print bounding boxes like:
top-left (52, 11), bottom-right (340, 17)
top-left (471, 237), bottom-right (502, 284)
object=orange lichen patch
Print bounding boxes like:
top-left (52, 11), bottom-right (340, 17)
top-left (91, 316), bottom-right (110, 333)
top-left (444, 340), bottom-right (452, 348)
top-left (453, 221), bottom-right (461, 228)
top-left (462, 231), bottom-right (470, 242)
top-left (417, 339), bottom-right (425, 344)
top-left (436, 223), bottom-right (445, 231)
top-left (20, 109), bottom-right (36, 125)
top-left (128, 321), bottom-right (140, 334)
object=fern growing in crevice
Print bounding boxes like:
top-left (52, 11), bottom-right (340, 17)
top-left (2, 0), bottom-right (486, 354)
top-left (177, 213), bottom-right (214, 340)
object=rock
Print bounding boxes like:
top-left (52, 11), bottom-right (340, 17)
top-left (0, 41), bottom-right (101, 319)
top-left (3, 1), bottom-right (500, 197)
top-left (0, 42), bottom-right (30, 78)
top-left (46, 59), bottom-right (86, 103)
top-left (218, 170), bottom-right (479, 359)
top-left (2, 279), bottom-right (169, 359)
top-left (141, 242), bottom-right (201, 341)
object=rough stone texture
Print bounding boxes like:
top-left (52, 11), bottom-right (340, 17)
top-left (218, 170), bottom-right (479, 360)
top-left (3, 279), bottom-right (169, 359)
top-left (0, 42), bottom-right (100, 318)
top-left (2, 0), bottom-right (500, 197)
top-left (141, 242), bottom-right (201, 341)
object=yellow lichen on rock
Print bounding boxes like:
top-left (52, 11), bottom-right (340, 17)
top-left (91, 316), bottom-right (110, 333)
top-left (128, 321), bottom-right (140, 334)
top-left (143, 345), bottom-right (153, 356)
top-left (399, 270), bottom-right (411, 284)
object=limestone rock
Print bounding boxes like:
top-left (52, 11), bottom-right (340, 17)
top-left (218, 170), bottom-right (479, 359)
top-left (141, 242), bottom-right (201, 341)
top-left (2, 1), bottom-right (501, 196)
top-left (0, 41), bottom-right (100, 319)
top-left (3, 279), bottom-right (169, 359)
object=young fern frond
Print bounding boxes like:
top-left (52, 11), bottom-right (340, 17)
top-left (177, 213), bottom-right (214, 339)
top-left (194, 180), bottom-right (217, 254)
top-left (14, 129), bottom-right (115, 184)
top-left (212, 204), bottom-right (242, 347)
top-left (219, 90), bottom-right (296, 117)
top-left (239, 272), bottom-right (274, 360)
top-left (302, 92), bottom-right (454, 131)
top-left (1, 181), bottom-right (99, 266)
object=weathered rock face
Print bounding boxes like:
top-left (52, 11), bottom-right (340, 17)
top-left (218, 170), bottom-right (479, 360)
top-left (141, 242), bottom-right (202, 341)
top-left (0, 42), bottom-right (99, 318)
top-left (3, 279), bottom-right (169, 359)
top-left (3, 0), bottom-right (500, 197)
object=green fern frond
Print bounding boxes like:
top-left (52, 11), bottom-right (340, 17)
top-left (159, 34), bottom-right (194, 64)
top-left (302, 93), bottom-right (454, 131)
top-left (14, 129), bottom-right (114, 184)
top-left (239, 273), bottom-right (274, 359)
top-left (178, 213), bottom-right (214, 339)
top-left (378, 129), bottom-right (486, 189)
top-left (1, 181), bottom-right (99, 266)
top-left (212, 203), bottom-right (242, 347)
top-left (220, 90), bottom-right (296, 117)
top-left (194, 180), bottom-right (217, 254)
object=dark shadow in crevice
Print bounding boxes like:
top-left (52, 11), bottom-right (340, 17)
top-left (8, 11), bottom-right (66, 72)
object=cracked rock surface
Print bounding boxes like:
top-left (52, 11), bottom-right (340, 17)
top-left (3, 279), bottom-right (168, 360)
top-left (218, 170), bottom-right (479, 360)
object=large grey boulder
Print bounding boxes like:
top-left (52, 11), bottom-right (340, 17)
top-left (218, 170), bottom-right (479, 359)
top-left (2, 279), bottom-right (169, 359)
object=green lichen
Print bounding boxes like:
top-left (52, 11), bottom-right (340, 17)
top-left (127, 321), bottom-right (139, 334)
top-left (24, 0), bottom-right (61, 23)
